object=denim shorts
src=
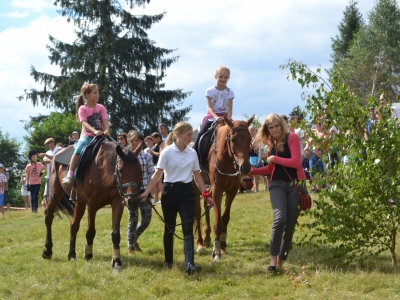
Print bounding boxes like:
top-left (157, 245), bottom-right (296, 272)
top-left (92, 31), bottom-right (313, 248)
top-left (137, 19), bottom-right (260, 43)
top-left (309, 151), bottom-right (324, 176)
top-left (73, 134), bottom-right (94, 155)
top-left (250, 156), bottom-right (259, 167)
top-left (0, 194), bottom-right (4, 206)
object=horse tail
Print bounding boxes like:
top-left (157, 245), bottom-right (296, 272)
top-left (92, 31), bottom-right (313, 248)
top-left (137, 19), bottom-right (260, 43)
top-left (56, 194), bottom-right (75, 218)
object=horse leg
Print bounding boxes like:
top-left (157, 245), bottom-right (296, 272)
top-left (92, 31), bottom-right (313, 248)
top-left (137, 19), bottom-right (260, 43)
top-left (84, 206), bottom-right (97, 261)
top-left (42, 172), bottom-right (64, 259)
top-left (68, 201), bottom-right (86, 260)
top-left (194, 187), bottom-right (206, 254)
top-left (42, 200), bottom-right (57, 259)
top-left (212, 188), bottom-right (224, 262)
top-left (220, 190), bottom-right (237, 254)
top-left (203, 203), bottom-right (212, 247)
top-left (110, 202), bottom-right (124, 272)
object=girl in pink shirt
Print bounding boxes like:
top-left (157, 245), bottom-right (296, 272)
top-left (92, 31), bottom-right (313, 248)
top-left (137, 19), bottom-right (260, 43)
top-left (25, 150), bottom-right (46, 213)
top-left (62, 83), bottom-right (110, 184)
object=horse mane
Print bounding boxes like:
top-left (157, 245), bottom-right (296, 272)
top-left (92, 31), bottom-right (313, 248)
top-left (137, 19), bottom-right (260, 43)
top-left (97, 141), bottom-right (139, 187)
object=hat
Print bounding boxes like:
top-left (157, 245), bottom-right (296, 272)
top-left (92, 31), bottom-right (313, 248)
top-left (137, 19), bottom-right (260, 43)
top-left (28, 150), bottom-right (38, 160)
top-left (44, 138), bottom-right (55, 145)
top-left (72, 131), bottom-right (79, 135)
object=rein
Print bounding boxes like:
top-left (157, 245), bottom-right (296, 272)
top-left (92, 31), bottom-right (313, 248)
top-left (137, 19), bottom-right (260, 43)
top-left (214, 124), bottom-right (247, 177)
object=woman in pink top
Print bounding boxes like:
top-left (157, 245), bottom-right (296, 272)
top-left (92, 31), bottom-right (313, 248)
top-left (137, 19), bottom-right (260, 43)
top-left (250, 113), bottom-right (306, 272)
top-left (25, 150), bottom-right (46, 213)
top-left (63, 83), bottom-right (110, 184)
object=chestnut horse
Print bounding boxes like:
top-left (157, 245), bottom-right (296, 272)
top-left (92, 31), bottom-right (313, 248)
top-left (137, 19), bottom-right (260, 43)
top-left (42, 140), bottom-right (142, 272)
top-left (195, 115), bottom-right (253, 262)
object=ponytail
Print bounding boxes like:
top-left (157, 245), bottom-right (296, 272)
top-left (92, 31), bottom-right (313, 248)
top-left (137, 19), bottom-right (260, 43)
top-left (75, 95), bottom-right (85, 122)
top-left (165, 132), bottom-right (175, 146)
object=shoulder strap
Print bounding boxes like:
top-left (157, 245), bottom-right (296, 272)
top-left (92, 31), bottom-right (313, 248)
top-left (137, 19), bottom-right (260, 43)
top-left (275, 142), bottom-right (302, 195)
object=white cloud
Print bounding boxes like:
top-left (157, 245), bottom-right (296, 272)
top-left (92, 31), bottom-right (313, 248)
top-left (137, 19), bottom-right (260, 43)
top-left (7, 11), bottom-right (30, 18)
top-left (0, 0), bottom-right (377, 143)
top-left (12, 0), bottom-right (53, 11)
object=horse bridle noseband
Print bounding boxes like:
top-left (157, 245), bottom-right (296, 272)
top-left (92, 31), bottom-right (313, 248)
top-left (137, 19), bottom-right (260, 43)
top-left (114, 158), bottom-right (141, 204)
top-left (213, 124), bottom-right (248, 177)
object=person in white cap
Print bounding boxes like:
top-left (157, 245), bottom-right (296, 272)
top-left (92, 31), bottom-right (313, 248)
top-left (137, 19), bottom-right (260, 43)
top-left (38, 138), bottom-right (61, 203)
top-left (68, 131), bottom-right (80, 145)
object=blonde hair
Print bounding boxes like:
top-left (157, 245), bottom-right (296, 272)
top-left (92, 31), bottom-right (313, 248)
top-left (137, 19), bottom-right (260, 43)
top-left (256, 113), bottom-right (289, 152)
top-left (214, 66), bottom-right (230, 77)
top-left (165, 122), bottom-right (193, 146)
top-left (249, 125), bottom-right (260, 152)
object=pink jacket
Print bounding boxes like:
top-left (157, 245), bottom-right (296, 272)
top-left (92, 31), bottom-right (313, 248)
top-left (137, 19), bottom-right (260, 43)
top-left (250, 133), bottom-right (306, 181)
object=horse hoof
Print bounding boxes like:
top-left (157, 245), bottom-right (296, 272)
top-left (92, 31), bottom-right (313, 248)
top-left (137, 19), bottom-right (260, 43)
top-left (112, 258), bottom-right (122, 272)
top-left (221, 249), bottom-right (227, 255)
top-left (85, 254), bottom-right (93, 261)
top-left (42, 252), bottom-right (51, 259)
top-left (213, 255), bottom-right (220, 263)
top-left (212, 250), bottom-right (221, 262)
top-left (42, 250), bottom-right (52, 260)
top-left (196, 246), bottom-right (206, 255)
top-left (68, 254), bottom-right (77, 261)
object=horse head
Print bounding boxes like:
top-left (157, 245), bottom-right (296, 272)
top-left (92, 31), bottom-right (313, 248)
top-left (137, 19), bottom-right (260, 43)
top-left (223, 114), bottom-right (254, 175)
top-left (115, 145), bottom-right (142, 212)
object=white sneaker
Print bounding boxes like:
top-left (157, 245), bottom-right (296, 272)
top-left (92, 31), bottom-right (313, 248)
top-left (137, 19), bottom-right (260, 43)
top-left (62, 176), bottom-right (73, 184)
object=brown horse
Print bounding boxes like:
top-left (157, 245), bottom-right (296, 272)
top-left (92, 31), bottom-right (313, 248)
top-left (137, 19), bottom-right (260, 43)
top-left (195, 115), bottom-right (254, 262)
top-left (42, 140), bottom-right (142, 271)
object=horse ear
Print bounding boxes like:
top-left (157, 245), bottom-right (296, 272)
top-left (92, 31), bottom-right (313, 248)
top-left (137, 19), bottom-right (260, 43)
top-left (247, 114), bottom-right (255, 127)
top-left (224, 116), bottom-right (234, 127)
top-left (133, 141), bottom-right (143, 157)
top-left (116, 144), bottom-right (124, 157)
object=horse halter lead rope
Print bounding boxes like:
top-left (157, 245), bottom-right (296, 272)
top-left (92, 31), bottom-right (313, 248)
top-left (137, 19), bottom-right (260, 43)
top-left (214, 125), bottom-right (246, 177)
top-left (114, 158), bottom-right (140, 204)
top-left (150, 202), bottom-right (212, 240)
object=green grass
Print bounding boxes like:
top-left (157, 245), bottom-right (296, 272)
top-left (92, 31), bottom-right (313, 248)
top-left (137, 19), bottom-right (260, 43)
top-left (1, 184), bottom-right (400, 299)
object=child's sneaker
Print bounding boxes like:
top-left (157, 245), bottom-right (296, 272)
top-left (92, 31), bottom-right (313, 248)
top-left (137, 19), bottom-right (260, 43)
top-left (62, 176), bottom-right (73, 184)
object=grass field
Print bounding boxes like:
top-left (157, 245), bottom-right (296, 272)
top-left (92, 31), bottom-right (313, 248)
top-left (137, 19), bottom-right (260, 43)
top-left (1, 184), bottom-right (399, 299)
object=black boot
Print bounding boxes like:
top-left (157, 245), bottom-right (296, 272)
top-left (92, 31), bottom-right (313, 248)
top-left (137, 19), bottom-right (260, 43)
top-left (184, 235), bottom-right (201, 275)
top-left (163, 233), bottom-right (174, 269)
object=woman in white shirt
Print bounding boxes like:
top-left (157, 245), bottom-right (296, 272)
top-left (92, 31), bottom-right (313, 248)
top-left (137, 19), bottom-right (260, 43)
top-left (140, 122), bottom-right (214, 275)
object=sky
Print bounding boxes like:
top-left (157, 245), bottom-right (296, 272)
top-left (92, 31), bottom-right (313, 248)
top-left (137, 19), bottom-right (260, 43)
top-left (0, 0), bottom-right (377, 147)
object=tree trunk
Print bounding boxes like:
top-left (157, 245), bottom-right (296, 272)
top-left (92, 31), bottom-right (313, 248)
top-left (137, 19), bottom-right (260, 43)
top-left (391, 231), bottom-right (397, 266)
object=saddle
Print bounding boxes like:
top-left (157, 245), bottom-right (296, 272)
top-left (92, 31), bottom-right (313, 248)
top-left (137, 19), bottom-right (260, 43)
top-left (195, 121), bottom-right (217, 172)
top-left (54, 136), bottom-right (106, 187)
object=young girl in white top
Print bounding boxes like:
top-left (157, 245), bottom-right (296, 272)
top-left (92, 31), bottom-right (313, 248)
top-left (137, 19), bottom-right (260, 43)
top-left (140, 122), bottom-right (214, 275)
top-left (193, 66), bottom-right (234, 151)
top-left (63, 83), bottom-right (110, 184)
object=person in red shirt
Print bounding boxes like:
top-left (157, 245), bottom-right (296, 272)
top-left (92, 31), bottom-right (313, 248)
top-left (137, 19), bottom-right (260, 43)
top-left (250, 113), bottom-right (306, 271)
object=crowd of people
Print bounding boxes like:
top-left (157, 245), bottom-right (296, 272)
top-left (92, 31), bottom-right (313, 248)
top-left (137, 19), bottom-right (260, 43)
top-left (5, 66), bottom-right (393, 274)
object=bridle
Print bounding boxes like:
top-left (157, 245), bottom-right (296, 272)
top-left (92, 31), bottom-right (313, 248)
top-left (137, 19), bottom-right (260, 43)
top-left (213, 124), bottom-right (249, 177)
top-left (114, 157), bottom-right (141, 206)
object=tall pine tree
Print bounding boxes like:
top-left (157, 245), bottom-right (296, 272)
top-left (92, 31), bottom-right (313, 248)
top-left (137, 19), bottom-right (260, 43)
top-left (328, 0), bottom-right (364, 80)
top-left (340, 0), bottom-right (400, 102)
top-left (19, 0), bottom-right (191, 135)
